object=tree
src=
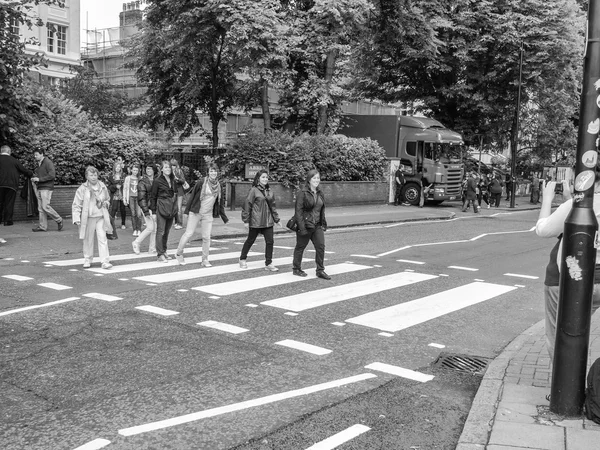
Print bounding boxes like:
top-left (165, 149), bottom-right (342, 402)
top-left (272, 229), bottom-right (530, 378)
top-left (131, 0), bottom-right (286, 146)
top-left (0, 0), bottom-right (64, 143)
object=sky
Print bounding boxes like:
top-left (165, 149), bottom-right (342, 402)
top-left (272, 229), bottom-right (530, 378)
top-left (80, 0), bottom-right (125, 32)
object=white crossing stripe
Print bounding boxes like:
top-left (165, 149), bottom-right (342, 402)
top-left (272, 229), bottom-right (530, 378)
top-left (378, 332), bottom-right (393, 337)
top-left (73, 438), bottom-right (111, 450)
top-left (346, 282), bottom-right (517, 332)
top-left (194, 263), bottom-right (371, 296)
top-left (83, 293), bottom-right (122, 302)
top-left (429, 343), bottom-right (445, 349)
top-left (44, 247), bottom-right (223, 267)
top-left (447, 265), bottom-right (478, 271)
top-left (38, 282), bottom-right (72, 290)
top-left (350, 254), bottom-right (378, 259)
top-left (134, 256), bottom-right (297, 284)
top-left (198, 321), bottom-right (249, 334)
top-left (365, 362), bottom-right (434, 382)
top-left (0, 297), bottom-right (80, 317)
top-left (118, 373), bottom-right (377, 436)
top-left (262, 272), bottom-right (438, 312)
top-left (88, 251), bottom-right (260, 274)
top-left (3, 275), bottom-right (33, 281)
top-left (305, 424), bottom-right (371, 450)
top-left (275, 339), bottom-right (332, 355)
top-left (136, 305), bottom-right (179, 316)
top-left (397, 259), bottom-right (425, 265)
top-left (504, 273), bottom-right (539, 280)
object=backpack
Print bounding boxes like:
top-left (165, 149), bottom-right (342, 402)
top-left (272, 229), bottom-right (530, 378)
top-left (584, 357), bottom-right (600, 424)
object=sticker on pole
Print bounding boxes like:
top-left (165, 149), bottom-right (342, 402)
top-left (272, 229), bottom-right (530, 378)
top-left (575, 170), bottom-right (595, 191)
top-left (588, 118), bottom-right (600, 135)
top-left (566, 256), bottom-right (583, 281)
top-left (583, 150), bottom-right (598, 168)
top-left (595, 231), bottom-right (600, 249)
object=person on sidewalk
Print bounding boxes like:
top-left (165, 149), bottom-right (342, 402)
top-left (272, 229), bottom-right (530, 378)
top-left (170, 158), bottom-right (188, 230)
top-left (150, 160), bottom-right (178, 262)
top-left (175, 163), bottom-right (228, 266)
top-left (0, 145), bottom-right (33, 226)
top-left (72, 166), bottom-right (113, 270)
top-left (123, 164), bottom-right (143, 237)
top-left (132, 165), bottom-right (157, 255)
top-left (535, 174), bottom-right (600, 359)
top-left (107, 161), bottom-right (127, 233)
top-left (461, 172), bottom-right (479, 213)
top-left (477, 173), bottom-right (491, 209)
top-left (239, 170), bottom-right (282, 272)
top-left (31, 148), bottom-right (63, 232)
top-left (489, 174), bottom-right (503, 207)
top-left (292, 169), bottom-right (330, 280)
top-left (394, 164), bottom-right (407, 206)
top-left (530, 174), bottom-right (540, 204)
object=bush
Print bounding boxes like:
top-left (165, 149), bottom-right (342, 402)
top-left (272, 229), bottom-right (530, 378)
top-left (222, 128), bottom-right (387, 187)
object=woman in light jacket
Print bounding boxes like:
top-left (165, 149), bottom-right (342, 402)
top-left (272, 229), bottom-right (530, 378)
top-left (175, 163), bottom-right (228, 266)
top-left (292, 169), bottom-right (329, 279)
top-left (239, 169), bottom-right (282, 271)
top-left (72, 166), bottom-right (113, 269)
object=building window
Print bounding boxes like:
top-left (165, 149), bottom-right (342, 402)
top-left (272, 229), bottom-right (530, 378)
top-left (9, 17), bottom-right (19, 37)
top-left (47, 24), bottom-right (67, 55)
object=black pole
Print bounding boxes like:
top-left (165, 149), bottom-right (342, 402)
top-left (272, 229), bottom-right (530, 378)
top-left (511, 41), bottom-right (524, 209)
top-left (550, 0), bottom-right (600, 416)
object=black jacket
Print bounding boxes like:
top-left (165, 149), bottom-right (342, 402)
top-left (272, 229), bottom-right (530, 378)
top-left (184, 178), bottom-right (229, 223)
top-left (0, 154), bottom-right (33, 190)
top-left (242, 185), bottom-right (279, 228)
top-left (106, 173), bottom-right (125, 200)
top-left (137, 175), bottom-right (154, 215)
top-left (150, 173), bottom-right (176, 214)
top-left (294, 186), bottom-right (327, 233)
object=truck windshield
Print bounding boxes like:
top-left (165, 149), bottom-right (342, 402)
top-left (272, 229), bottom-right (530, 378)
top-left (434, 143), bottom-right (463, 163)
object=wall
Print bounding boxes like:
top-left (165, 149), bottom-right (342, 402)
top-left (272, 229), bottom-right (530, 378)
top-left (13, 186), bottom-right (79, 223)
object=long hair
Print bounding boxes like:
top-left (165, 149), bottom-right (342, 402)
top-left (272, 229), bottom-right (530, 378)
top-left (304, 169), bottom-right (320, 188)
top-left (252, 169), bottom-right (269, 188)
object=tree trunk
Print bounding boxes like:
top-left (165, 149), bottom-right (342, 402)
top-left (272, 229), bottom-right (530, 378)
top-left (261, 77), bottom-right (271, 134)
top-left (316, 49), bottom-right (337, 135)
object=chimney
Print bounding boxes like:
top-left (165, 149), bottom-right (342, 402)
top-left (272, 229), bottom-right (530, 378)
top-left (119, 2), bottom-right (143, 41)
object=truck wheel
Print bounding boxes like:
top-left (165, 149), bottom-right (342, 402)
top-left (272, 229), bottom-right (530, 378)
top-left (402, 183), bottom-right (420, 206)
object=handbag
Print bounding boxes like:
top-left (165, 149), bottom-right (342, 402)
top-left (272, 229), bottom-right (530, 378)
top-left (157, 195), bottom-right (178, 219)
top-left (286, 216), bottom-right (298, 232)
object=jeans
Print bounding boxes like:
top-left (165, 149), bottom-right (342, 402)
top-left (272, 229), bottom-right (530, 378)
top-left (462, 198), bottom-right (477, 213)
top-left (155, 214), bottom-right (174, 257)
top-left (82, 216), bottom-right (110, 264)
top-left (240, 227), bottom-right (274, 265)
top-left (176, 195), bottom-right (184, 226)
top-left (110, 198), bottom-right (127, 227)
top-left (293, 226), bottom-right (325, 272)
top-left (34, 185), bottom-right (62, 230)
top-left (128, 197), bottom-right (143, 232)
top-left (176, 211), bottom-right (213, 260)
top-left (134, 214), bottom-right (156, 252)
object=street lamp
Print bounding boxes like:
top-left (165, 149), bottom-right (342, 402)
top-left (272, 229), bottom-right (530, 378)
top-left (510, 41), bottom-right (524, 208)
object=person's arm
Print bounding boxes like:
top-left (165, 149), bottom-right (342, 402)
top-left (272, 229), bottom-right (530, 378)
top-left (536, 181), bottom-right (572, 237)
top-left (16, 160), bottom-right (33, 178)
top-left (218, 185), bottom-right (229, 223)
top-left (268, 191), bottom-right (280, 224)
top-left (295, 190), bottom-right (307, 234)
top-left (123, 176), bottom-right (131, 205)
top-left (138, 181), bottom-right (150, 215)
top-left (37, 158), bottom-right (55, 182)
top-left (241, 188), bottom-right (255, 224)
top-left (72, 185), bottom-right (85, 225)
top-left (149, 179), bottom-right (159, 213)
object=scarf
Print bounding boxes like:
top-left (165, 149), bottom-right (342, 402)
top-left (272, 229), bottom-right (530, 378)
top-left (201, 177), bottom-right (220, 199)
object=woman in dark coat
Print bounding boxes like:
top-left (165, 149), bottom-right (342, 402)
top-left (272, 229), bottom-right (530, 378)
top-left (150, 160), bottom-right (177, 262)
top-left (239, 169), bottom-right (281, 271)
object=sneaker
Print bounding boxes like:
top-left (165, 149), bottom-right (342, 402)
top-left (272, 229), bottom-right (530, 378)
top-left (148, 249), bottom-right (157, 255)
top-left (157, 255), bottom-right (168, 263)
top-left (101, 262), bottom-right (113, 270)
top-left (293, 269), bottom-right (307, 277)
top-left (176, 254), bottom-right (186, 266)
top-left (201, 260), bottom-right (212, 268)
top-left (121, 225), bottom-right (126, 229)
top-left (132, 241), bottom-right (140, 255)
top-left (57, 220), bottom-right (63, 231)
top-left (316, 271), bottom-right (331, 280)
top-left (487, 204), bottom-right (490, 209)
top-left (0, 238), bottom-right (6, 244)
top-left (265, 264), bottom-right (279, 272)
top-left (83, 260), bottom-right (91, 268)
top-left (174, 224), bottom-right (183, 230)
top-left (32, 226), bottom-right (46, 232)
top-left (239, 259), bottom-right (248, 269)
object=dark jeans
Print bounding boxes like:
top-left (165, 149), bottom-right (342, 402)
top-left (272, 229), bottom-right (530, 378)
top-left (110, 198), bottom-right (127, 227)
top-left (293, 226), bottom-right (325, 272)
top-left (477, 192), bottom-right (489, 207)
top-left (0, 187), bottom-right (17, 223)
top-left (155, 214), bottom-right (174, 257)
top-left (240, 227), bottom-right (274, 265)
top-left (394, 184), bottom-right (403, 205)
top-left (462, 198), bottom-right (478, 212)
top-left (491, 192), bottom-right (502, 207)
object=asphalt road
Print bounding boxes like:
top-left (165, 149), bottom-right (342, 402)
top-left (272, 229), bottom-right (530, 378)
top-left (0, 209), bottom-right (548, 450)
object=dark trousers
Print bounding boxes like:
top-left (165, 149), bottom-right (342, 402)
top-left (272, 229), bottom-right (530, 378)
top-left (110, 199), bottom-right (127, 226)
top-left (155, 214), bottom-right (174, 257)
top-left (531, 190), bottom-right (540, 204)
top-left (293, 226), bottom-right (325, 272)
top-left (462, 198), bottom-right (478, 212)
top-left (477, 192), bottom-right (489, 207)
top-left (491, 192), bottom-right (501, 207)
top-left (240, 227), bottom-right (274, 265)
top-left (394, 184), bottom-right (403, 205)
top-left (0, 187), bottom-right (17, 223)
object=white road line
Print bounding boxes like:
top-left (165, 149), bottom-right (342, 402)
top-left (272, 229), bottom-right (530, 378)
top-left (83, 293), bottom-right (122, 302)
top-left (396, 259), bottom-right (425, 265)
top-left (429, 343), bottom-right (445, 349)
top-left (285, 312), bottom-right (298, 316)
top-left (275, 339), bottom-right (332, 355)
top-left (378, 332), bottom-right (394, 337)
top-left (305, 424), bottom-right (371, 450)
top-left (198, 321), bottom-right (249, 334)
top-left (515, 284), bottom-right (526, 288)
top-left (88, 251), bottom-right (261, 274)
top-left (0, 297), bottom-right (80, 317)
top-left (246, 304), bottom-right (259, 308)
top-left (365, 362), bottom-right (434, 382)
top-left (504, 273), bottom-right (539, 280)
top-left (73, 438), bottom-right (111, 450)
top-left (38, 282), bottom-right (72, 290)
top-left (274, 245), bottom-right (295, 250)
top-left (194, 263), bottom-right (371, 296)
top-left (447, 266), bottom-right (478, 272)
top-left (331, 322), bottom-right (345, 327)
top-left (136, 305), bottom-right (179, 316)
top-left (44, 247), bottom-right (224, 267)
top-left (134, 256), bottom-right (296, 284)
top-left (377, 245), bottom-right (412, 257)
top-left (2, 275), bottom-right (33, 281)
top-left (307, 249), bottom-right (335, 254)
top-left (346, 282), bottom-right (517, 332)
top-left (350, 254), bottom-right (378, 259)
top-left (262, 272), bottom-right (437, 312)
top-left (118, 373), bottom-right (377, 436)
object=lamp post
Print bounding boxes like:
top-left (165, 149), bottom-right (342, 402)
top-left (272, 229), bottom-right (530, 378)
top-left (511, 41), bottom-right (524, 209)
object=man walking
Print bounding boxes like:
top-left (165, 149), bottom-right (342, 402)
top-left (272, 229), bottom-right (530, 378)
top-left (0, 145), bottom-right (33, 226)
top-left (31, 148), bottom-right (63, 232)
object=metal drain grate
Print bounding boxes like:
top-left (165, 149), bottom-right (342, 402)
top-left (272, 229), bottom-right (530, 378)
top-left (432, 353), bottom-right (491, 375)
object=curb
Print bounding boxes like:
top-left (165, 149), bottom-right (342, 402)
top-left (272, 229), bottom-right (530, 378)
top-left (455, 320), bottom-right (545, 449)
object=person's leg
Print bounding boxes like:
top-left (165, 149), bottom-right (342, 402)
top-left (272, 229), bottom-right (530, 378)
top-left (96, 217), bottom-right (110, 264)
top-left (240, 228), bottom-right (260, 260)
top-left (461, 198), bottom-right (467, 212)
top-left (495, 193), bottom-right (501, 207)
top-left (34, 185), bottom-right (47, 230)
top-left (293, 231), bottom-right (312, 271)
top-left (155, 214), bottom-right (167, 257)
top-left (311, 227), bottom-right (326, 272)
top-left (176, 211), bottom-right (201, 256)
top-left (263, 226), bottom-right (274, 266)
top-left (176, 195), bottom-right (184, 226)
top-left (545, 285), bottom-right (559, 359)
top-left (134, 213), bottom-right (154, 252)
top-left (472, 199), bottom-right (478, 213)
top-left (162, 217), bottom-right (174, 254)
top-left (1, 188), bottom-right (16, 224)
top-left (120, 201), bottom-right (127, 227)
top-left (200, 214), bottom-right (214, 262)
top-left (82, 216), bottom-right (98, 264)
top-left (40, 190), bottom-right (62, 225)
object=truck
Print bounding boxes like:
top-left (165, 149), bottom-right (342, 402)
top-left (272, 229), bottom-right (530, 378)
top-left (338, 115), bottom-right (465, 205)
